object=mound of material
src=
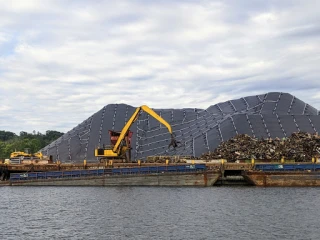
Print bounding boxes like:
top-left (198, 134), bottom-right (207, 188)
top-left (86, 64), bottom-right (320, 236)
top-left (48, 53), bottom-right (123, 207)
top-left (41, 92), bottom-right (320, 162)
top-left (200, 132), bottom-right (320, 162)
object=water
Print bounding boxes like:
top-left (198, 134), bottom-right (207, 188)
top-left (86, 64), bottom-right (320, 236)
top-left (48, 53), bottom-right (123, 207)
top-left (1, 186), bottom-right (320, 240)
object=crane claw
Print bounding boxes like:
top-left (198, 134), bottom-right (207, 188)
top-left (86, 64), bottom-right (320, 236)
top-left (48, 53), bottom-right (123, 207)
top-left (169, 135), bottom-right (180, 149)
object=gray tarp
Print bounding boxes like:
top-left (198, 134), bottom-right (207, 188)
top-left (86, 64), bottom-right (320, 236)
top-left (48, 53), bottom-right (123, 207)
top-left (41, 92), bottom-right (320, 162)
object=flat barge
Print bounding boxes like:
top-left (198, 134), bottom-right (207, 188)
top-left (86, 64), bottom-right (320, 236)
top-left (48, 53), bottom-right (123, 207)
top-left (243, 163), bottom-right (320, 187)
top-left (1, 164), bottom-right (220, 187)
top-left (243, 171), bottom-right (320, 187)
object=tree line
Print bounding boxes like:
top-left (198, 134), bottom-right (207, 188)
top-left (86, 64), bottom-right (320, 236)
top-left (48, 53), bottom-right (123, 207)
top-left (0, 130), bottom-right (64, 159)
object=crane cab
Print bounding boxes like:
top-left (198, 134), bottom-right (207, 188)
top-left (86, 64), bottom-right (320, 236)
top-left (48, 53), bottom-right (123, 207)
top-left (95, 130), bottom-right (133, 161)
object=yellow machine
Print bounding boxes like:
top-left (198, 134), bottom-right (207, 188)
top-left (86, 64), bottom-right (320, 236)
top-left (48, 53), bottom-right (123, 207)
top-left (10, 151), bottom-right (43, 159)
top-left (10, 151), bottom-right (31, 158)
top-left (34, 152), bottom-right (43, 159)
top-left (94, 105), bottom-right (178, 162)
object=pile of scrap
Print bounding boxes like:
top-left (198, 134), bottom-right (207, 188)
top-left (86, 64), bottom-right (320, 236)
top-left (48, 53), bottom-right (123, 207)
top-left (200, 132), bottom-right (320, 162)
top-left (146, 155), bottom-right (189, 163)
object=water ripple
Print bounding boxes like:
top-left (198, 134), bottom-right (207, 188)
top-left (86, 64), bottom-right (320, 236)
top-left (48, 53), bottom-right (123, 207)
top-left (0, 186), bottom-right (320, 240)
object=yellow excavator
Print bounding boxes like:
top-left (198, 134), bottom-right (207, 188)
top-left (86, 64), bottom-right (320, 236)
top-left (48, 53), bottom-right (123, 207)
top-left (10, 151), bottom-right (43, 159)
top-left (10, 151), bottom-right (31, 158)
top-left (94, 105), bottom-right (178, 162)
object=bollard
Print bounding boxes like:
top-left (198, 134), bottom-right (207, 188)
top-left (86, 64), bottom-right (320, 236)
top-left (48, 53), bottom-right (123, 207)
top-left (281, 156), bottom-right (285, 164)
top-left (251, 158), bottom-right (255, 167)
top-left (57, 160), bottom-right (61, 171)
top-left (83, 159), bottom-right (87, 169)
top-left (138, 160), bottom-right (141, 166)
top-left (221, 159), bottom-right (225, 178)
top-left (166, 159), bottom-right (169, 165)
top-left (312, 157), bottom-right (315, 163)
top-left (109, 160), bottom-right (113, 167)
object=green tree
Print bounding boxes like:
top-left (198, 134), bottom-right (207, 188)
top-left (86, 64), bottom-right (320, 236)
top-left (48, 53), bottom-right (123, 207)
top-left (0, 130), bottom-right (64, 159)
top-left (0, 131), bottom-right (17, 141)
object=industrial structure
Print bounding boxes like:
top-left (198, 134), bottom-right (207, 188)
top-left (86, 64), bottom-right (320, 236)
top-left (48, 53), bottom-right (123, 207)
top-left (94, 105), bottom-right (178, 162)
top-left (40, 92), bottom-right (320, 162)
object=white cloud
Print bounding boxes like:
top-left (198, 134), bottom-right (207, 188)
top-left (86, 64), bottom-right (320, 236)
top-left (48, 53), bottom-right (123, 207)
top-left (0, 0), bottom-right (320, 134)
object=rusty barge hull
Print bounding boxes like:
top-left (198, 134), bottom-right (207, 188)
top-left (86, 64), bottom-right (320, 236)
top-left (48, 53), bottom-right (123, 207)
top-left (243, 171), bottom-right (320, 187)
top-left (6, 172), bottom-right (220, 187)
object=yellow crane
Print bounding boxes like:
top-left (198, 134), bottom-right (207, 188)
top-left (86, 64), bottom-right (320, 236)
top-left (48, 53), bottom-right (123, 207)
top-left (94, 105), bottom-right (178, 162)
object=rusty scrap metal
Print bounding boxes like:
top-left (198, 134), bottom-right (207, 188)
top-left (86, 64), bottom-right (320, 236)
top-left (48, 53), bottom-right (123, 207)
top-left (200, 132), bottom-right (320, 162)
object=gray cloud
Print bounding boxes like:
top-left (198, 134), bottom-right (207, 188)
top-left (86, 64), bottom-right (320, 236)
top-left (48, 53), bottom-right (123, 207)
top-left (0, 0), bottom-right (319, 134)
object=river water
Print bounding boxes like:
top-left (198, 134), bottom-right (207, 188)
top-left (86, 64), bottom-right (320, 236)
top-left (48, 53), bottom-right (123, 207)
top-left (0, 186), bottom-right (320, 240)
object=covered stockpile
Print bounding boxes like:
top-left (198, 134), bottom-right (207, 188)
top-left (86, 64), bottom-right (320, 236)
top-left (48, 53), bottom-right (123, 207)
top-left (41, 92), bottom-right (320, 163)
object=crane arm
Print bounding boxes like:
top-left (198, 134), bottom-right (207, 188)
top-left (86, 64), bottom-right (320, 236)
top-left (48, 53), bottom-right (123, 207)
top-left (112, 107), bottom-right (140, 152)
top-left (140, 105), bottom-right (172, 134)
top-left (112, 105), bottom-right (175, 153)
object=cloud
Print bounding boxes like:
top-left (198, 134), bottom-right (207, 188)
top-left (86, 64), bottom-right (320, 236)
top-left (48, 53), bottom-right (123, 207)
top-left (0, 0), bottom-right (320, 134)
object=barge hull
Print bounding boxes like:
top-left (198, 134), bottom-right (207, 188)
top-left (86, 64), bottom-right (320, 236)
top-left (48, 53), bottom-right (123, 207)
top-left (9, 172), bottom-right (220, 187)
top-left (243, 171), bottom-right (320, 187)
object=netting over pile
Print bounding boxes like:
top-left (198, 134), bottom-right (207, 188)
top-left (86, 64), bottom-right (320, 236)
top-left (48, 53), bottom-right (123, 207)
top-left (41, 92), bottom-right (320, 162)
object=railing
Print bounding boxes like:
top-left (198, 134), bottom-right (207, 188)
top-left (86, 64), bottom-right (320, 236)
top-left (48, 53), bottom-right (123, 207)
top-left (10, 164), bottom-right (207, 182)
top-left (8, 158), bottom-right (22, 164)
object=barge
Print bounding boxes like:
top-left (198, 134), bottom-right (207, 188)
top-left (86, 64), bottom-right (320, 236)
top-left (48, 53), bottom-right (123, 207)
top-left (2, 164), bottom-right (220, 187)
top-left (3, 161), bottom-right (320, 187)
top-left (243, 163), bottom-right (320, 187)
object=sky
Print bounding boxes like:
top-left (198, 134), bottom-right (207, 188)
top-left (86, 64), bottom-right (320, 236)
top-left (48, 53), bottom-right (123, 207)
top-left (0, 0), bottom-right (320, 134)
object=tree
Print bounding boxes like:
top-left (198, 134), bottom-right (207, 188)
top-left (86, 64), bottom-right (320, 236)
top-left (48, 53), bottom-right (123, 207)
top-left (0, 130), bottom-right (64, 159)
top-left (0, 131), bottom-right (17, 141)
top-left (44, 130), bottom-right (64, 146)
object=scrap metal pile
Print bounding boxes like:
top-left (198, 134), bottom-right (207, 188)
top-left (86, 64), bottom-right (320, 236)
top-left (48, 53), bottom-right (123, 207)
top-left (200, 132), bottom-right (320, 162)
